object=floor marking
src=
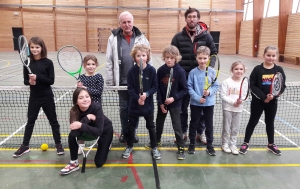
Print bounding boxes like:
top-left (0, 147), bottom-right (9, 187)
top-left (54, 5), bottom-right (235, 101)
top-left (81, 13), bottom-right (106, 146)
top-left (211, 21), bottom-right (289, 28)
top-left (0, 59), bottom-right (10, 68)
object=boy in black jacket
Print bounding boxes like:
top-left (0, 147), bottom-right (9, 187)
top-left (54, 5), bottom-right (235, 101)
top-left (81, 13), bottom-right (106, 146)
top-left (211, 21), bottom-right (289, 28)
top-left (145, 45), bottom-right (187, 160)
top-left (122, 44), bottom-right (161, 160)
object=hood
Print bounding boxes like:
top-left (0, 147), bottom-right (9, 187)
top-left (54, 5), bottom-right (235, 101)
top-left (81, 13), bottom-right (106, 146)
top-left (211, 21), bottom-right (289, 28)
top-left (183, 21), bottom-right (208, 37)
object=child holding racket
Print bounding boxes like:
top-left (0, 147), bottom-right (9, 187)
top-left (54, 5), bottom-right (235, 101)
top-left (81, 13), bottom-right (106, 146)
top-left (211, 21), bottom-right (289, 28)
top-left (60, 88), bottom-right (113, 175)
top-left (187, 46), bottom-right (219, 156)
top-left (239, 46), bottom-right (286, 156)
top-left (220, 61), bottom-right (246, 155)
top-left (13, 36), bottom-right (65, 157)
top-left (145, 45), bottom-right (187, 160)
top-left (122, 44), bottom-right (161, 160)
top-left (76, 55), bottom-right (104, 154)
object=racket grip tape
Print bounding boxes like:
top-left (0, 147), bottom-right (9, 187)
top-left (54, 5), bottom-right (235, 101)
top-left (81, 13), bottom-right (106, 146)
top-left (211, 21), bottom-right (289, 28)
top-left (81, 157), bottom-right (86, 173)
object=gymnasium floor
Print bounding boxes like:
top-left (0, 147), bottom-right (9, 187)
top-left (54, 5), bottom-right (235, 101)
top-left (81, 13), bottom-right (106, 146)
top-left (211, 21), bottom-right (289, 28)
top-left (0, 52), bottom-right (300, 189)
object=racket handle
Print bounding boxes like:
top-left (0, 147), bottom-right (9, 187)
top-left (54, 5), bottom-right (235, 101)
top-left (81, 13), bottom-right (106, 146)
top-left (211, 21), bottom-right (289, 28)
top-left (202, 95), bottom-right (206, 99)
top-left (81, 157), bottom-right (86, 173)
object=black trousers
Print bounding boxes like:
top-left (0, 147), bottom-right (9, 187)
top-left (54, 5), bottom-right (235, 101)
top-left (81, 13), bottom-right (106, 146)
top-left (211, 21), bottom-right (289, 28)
top-left (244, 98), bottom-right (278, 144)
top-left (69, 126), bottom-right (113, 168)
top-left (22, 93), bottom-right (61, 146)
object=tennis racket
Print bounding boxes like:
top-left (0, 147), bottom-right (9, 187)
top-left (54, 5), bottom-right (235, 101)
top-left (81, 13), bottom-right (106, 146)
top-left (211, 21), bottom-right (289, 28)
top-left (139, 57), bottom-right (143, 95)
top-left (203, 54), bottom-right (220, 98)
top-left (164, 68), bottom-right (173, 110)
top-left (270, 72), bottom-right (283, 97)
top-left (57, 45), bottom-right (83, 81)
top-left (239, 77), bottom-right (250, 101)
top-left (18, 35), bottom-right (32, 74)
top-left (77, 136), bottom-right (100, 173)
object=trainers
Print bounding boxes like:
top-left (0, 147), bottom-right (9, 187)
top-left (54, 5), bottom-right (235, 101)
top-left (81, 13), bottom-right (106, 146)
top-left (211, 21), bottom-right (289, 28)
top-left (60, 162), bottom-right (79, 175)
top-left (267, 144), bottom-right (281, 156)
top-left (122, 146), bottom-right (133, 159)
top-left (152, 147), bottom-right (161, 160)
top-left (56, 144), bottom-right (65, 155)
top-left (187, 144), bottom-right (195, 154)
top-left (78, 143), bottom-right (85, 155)
top-left (221, 144), bottom-right (231, 153)
top-left (239, 143), bottom-right (249, 154)
top-left (13, 145), bottom-right (30, 158)
top-left (119, 133), bottom-right (126, 143)
top-left (145, 141), bottom-right (162, 149)
top-left (206, 146), bottom-right (216, 156)
top-left (177, 147), bottom-right (185, 160)
top-left (133, 133), bottom-right (139, 143)
top-left (196, 133), bottom-right (207, 144)
top-left (230, 145), bottom-right (239, 155)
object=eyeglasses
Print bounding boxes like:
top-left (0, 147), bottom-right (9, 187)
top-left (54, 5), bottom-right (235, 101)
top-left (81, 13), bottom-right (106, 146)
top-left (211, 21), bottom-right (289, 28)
top-left (187, 16), bottom-right (198, 20)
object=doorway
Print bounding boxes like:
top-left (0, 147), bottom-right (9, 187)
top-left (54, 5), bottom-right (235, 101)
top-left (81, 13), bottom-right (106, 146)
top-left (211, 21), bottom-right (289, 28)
top-left (210, 31), bottom-right (220, 53)
top-left (12, 28), bottom-right (23, 51)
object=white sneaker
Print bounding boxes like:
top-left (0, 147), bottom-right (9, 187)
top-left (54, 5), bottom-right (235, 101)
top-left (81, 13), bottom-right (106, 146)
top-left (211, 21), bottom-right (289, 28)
top-left (221, 145), bottom-right (231, 153)
top-left (230, 145), bottom-right (239, 155)
top-left (78, 144), bottom-right (85, 155)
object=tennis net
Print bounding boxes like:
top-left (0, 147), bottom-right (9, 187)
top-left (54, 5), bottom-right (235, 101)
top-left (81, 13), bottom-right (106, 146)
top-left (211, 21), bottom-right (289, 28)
top-left (0, 83), bottom-right (299, 148)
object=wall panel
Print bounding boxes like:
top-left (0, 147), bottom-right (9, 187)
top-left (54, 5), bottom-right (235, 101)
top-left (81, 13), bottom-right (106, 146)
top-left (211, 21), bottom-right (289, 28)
top-left (239, 20), bottom-right (253, 56)
top-left (258, 16), bottom-right (278, 57)
top-left (284, 13), bottom-right (300, 64)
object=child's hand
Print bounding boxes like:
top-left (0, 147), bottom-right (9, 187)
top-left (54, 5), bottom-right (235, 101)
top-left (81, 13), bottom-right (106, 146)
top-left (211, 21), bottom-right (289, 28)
top-left (29, 78), bottom-right (36, 85)
top-left (140, 92), bottom-right (147, 101)
top-left (87, 114), bottom-right (96, 121)
top-left (199, 97), bottom-right (206, 104)
top-left (266, 94), bottom-right (274, 100)
top-left (203, 90), bottom-right (210, 97)
top-left (164, 97), bottom-right (174, 105)
top-left (234, 99), bottom-right (242, 107)
top-left (138, 98), bottom-right (144, 105)
top-left (77, 82), bottom-right (87, 89)
top-left (29, 74), bottom-right (36, 81)
top-left (70, 121), bottom-right (82, 130)
top-left (160, 104), bottom-right (167, 114)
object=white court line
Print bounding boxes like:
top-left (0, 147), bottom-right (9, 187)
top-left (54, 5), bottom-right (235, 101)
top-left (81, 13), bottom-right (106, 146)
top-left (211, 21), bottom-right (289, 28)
top-left (220, 70), bottom-right (299, 147)
top-left (0, 89), bottom-right (73, 146)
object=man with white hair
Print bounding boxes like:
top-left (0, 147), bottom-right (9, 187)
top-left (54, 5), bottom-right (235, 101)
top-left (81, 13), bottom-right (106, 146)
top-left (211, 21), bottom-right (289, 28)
top-left (106, 11), bottom-right (152, 144)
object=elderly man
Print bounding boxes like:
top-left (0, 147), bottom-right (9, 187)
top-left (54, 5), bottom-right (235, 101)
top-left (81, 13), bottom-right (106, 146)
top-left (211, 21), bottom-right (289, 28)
top-left (106, 11), bottom-right (152, 143)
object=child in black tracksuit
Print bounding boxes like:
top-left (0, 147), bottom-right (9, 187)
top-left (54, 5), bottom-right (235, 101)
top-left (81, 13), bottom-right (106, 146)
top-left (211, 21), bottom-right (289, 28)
top-left (239, 46), bottom-right (286, 156)
top-left (13, 36), bottom-right (64, 158)
top-left (122, 44), bottom-right (161, 160)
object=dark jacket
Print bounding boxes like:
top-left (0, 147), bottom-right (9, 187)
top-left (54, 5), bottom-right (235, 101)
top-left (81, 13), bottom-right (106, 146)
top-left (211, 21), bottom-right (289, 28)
top-left (250, 63), bottom-right (286, 101)
top-left (127, 64), bottom-right (157, 116)
top-left (156, 64), bottom-right (187, 108)
top-left (171, 22), bottom-right (218, 77)
top-left (23, 58), bottom-right (55, 97)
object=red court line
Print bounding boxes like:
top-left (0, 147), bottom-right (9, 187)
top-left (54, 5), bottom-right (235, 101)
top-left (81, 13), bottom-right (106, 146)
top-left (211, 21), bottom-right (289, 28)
top-left (128, 153), bottom-right (144, 189)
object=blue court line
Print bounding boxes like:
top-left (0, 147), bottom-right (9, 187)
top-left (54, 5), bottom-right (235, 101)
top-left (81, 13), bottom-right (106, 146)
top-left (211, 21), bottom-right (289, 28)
top-left (275, 116), bottom-right (300, 133)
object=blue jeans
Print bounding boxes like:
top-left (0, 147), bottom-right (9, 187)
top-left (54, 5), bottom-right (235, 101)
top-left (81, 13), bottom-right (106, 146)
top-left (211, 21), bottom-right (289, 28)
top-left (180, 93), bottom-right (205, 134)
top-left (118, 90), bottom-right (138, 134)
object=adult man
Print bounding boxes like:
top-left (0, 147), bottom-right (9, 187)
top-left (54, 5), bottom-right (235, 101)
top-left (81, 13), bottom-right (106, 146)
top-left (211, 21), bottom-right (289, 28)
top-left (171, 7), bottom-right (218, 145)
top-left (106, 11), bottom-right (152, 143)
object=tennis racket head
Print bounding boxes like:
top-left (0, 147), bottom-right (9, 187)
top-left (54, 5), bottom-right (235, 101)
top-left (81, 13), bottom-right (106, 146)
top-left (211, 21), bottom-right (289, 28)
top-left (18, 35), bottom-right (32, 74)
top-left (270, 72), bottom-right (283, 97)
top-left (204, 54), bottom-right (220, 90)
top-left (165, 68), bottom-right (173, 99)
top-left (239, 77), bottom-right (250, 101)
top-left (57, 45), bottom-right (83, 81)
top-left (139, 58), bottom-right (143, 95)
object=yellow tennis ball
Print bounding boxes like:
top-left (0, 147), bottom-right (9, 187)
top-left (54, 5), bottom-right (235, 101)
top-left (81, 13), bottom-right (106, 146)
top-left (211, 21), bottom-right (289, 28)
top-left (41, 143), bottom-right (48, 151)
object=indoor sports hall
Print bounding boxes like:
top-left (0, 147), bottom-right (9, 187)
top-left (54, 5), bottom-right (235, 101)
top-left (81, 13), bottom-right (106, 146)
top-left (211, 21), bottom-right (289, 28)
top-left (0, 1), bottom-right (300, 189)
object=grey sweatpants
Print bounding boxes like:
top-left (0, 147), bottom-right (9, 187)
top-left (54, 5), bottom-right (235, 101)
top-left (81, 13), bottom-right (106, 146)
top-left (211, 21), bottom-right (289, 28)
top-left (222, 110), bottom-right (241, 147)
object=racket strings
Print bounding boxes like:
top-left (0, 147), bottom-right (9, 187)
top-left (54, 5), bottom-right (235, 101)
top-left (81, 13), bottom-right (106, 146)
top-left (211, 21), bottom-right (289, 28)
top-left (58, 48), bottom-right (83, 73)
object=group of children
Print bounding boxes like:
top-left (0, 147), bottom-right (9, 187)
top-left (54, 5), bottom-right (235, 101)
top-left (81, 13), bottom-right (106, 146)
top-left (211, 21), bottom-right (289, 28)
top-left (13, 36), bottom-right (286, 175)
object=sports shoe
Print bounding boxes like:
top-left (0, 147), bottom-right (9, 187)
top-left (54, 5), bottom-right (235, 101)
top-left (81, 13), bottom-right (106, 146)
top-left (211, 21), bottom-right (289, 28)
top-left (267, 144), bottom-right (281, 156)
top-left (230, 145), bottom-right (239, 155)
top-left (78, 143), bottom-right (85, 155)
top-left (119, 133), bottom-right (126, 143)
top-left (133, 133), bottom-right (139, 143)
top-left (221, 144), bottom-right (231, 153)
top-left (177, 147), bottom-right (185, 160)
top-left (239, 143), bottom-right (249, 154)
top-left (56, 144), bottom-right (65, 155)
top-left (145, 141), bottom-right (162, 149)
top-left (13, 145), bottom-right (30, 157)
top-left (187, 144), bottom-right (195, 154)
top-left (196, 133), bottom-right (207, 144)
top-left (60, 162), bottom-right (79, 175)
top-left (152, 147), bottom-right (161, 160)
top-left (122, 146), bottom-right (133, 159)
top-left (206, 146), bottom-right (216, 156)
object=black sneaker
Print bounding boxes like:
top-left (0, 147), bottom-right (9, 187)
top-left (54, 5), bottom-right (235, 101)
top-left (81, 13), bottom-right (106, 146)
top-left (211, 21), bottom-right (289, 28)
top-left (239, 142), bottom-right (249, 154)
top-left (187, 144), bottom-right (195, 154)
top-left (177, 147), bottom-right (185, 160)
top-left (133, 133), bottom-right (139, 143)
top-left (267, 144), bottom-right (281, 156)
top-left (55, 144), bottom-right (65, 155)
top-left (206, 146), bottom-right (216, 156)
top-left (13, 145), bottom-right (30, 157)
top-left (119, 133), bottom-right (126, 143)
